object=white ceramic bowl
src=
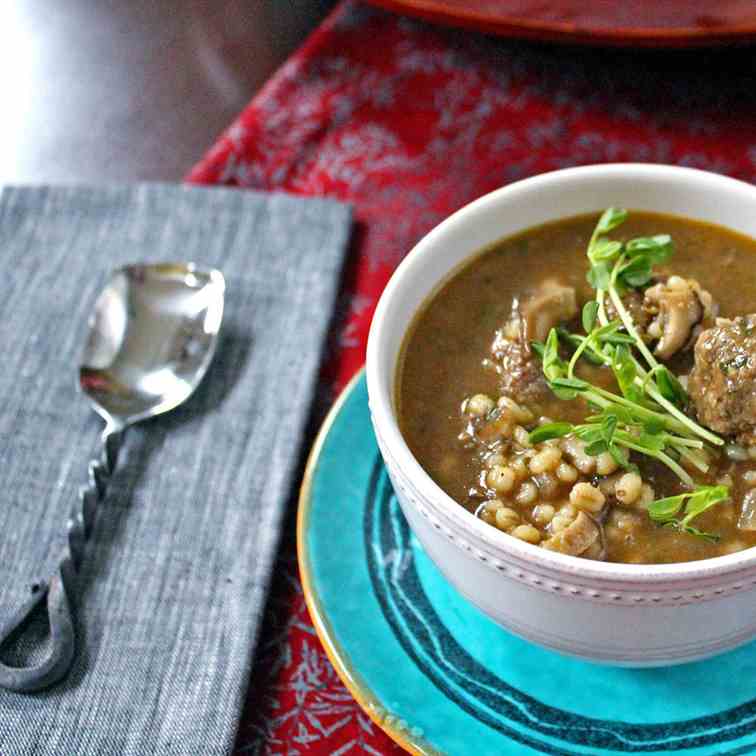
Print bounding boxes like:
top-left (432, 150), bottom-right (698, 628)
top-left (367, 164), bottom-right (756, 666)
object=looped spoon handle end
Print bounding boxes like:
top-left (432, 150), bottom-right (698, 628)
top-left (0, 426), bottom-right (123, 693)
top-left (0, 570), bottom-right (75, 693)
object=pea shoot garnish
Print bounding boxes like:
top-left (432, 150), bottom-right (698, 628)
top-left (646, 485), bottom-right (730, 542)
top-left (531, 208), bottom-right (729, 540)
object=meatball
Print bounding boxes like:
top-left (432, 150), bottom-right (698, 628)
top-left (689, 315), bottom-right (756, 444)
top-left (489, 327), bottom-right (548, 402)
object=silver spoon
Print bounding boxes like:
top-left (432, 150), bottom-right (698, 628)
top-left (0, 262), bottom-right (225, 693)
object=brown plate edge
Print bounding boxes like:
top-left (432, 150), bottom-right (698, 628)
top-left (365, 0), bottom-right (756, 48)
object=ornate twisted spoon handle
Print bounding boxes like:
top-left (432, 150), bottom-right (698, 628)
top-left (0, 425), bottom-right (123, 693)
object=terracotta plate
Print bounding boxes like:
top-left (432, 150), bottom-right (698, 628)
top-left (365, 0), bottom-right (756, 47)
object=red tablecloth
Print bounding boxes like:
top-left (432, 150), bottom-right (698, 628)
top-left (188, 2), bottom-right (756, 751)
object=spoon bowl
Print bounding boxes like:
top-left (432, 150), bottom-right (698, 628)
top-left (80, 263), bottom-right (225, 427)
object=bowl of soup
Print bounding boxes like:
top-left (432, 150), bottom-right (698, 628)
top-left (366, 163), bottom-right (756, 665)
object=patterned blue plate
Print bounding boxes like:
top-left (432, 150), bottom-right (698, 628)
top-left (298, 370), bottom-right (756, 756)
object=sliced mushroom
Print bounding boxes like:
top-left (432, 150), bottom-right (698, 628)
top-left (581, 536), bottom-right (608, 561)
top-left (542, 511), bottom-right (601, 556)
top-left (488, 279), bottom-right (577, 403)
top-left (519, 279), bottom-right (578, 343)
top-left (643, 276), bottom-right (717, 360)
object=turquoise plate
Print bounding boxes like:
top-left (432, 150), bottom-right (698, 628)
top-left (298, 371), bottom-right (756, 756)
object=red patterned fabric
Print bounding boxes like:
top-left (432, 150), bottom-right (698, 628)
top-left (188, 3), bottom-right (756, 752)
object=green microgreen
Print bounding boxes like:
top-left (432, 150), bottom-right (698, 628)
top-left (594, 207), bottom-right (628, 236)
top-left (618, 255), bottom-right (653, 288)
top-left (527, 209), bottom-right (729, 543)
top-left (555, 328), bottom-right (605, 365)
top-left (649, 365), bottom-right (688, 408)
top-left (530, 340), bottom-right (545, 361)
top-left (590, 238), bottom-right (623, 262)
top-left (534, 327), bottom-right (697, 440)
top-left (678, 525), bottom-right (721, 544)
top-left (582, 301), bottom-right (599, 333)
top-left (646, 485), bottom-right (730, 541)
top-left (611, 344), bottom-right (645, 405)
top-left (527, 407), bottom-right (697, 484)
top-left (586, 261), bottom-right (612, 291)
top-left (583, 209), bottom-right (722, 445)
top-left (625, 234), bottom-right (674, 264)
top-left (586, 207), bottom-right (627, 325)
top-left (527, 422), bottom-right (573, 445)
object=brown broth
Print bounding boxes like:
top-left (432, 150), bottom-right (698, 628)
top-left (397, 211), bottom-right (756, 564)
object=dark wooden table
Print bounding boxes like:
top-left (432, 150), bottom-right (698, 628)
top-left (0, 0), bottom-right (335, 183)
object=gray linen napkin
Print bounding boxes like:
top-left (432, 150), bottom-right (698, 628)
top-left (0, 185), bottom-right (351, 755)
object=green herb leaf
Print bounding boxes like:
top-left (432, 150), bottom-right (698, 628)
top-left (647, 494), bottom-right (686, 522)
top-left (681, 525), bottom-right (720, 543)
top-left (653, 365), bottom-right (688, 407)
top-left (574, 426), bottom-right (602, 444)
top-left (608, 444), bottom-right (632, 469)
top-left (612, 344), bottom-right (645, 405)
top-left (555, 328), bottom-right (605, 365)
top-left (641, 416), bottom-right (665, 435)
top-left (601, 332), bottom-right (636, 345)
top-left (585, 405), bottom-right (633, 426)
top-left (601, 413), bottom-right (618, 445)
top-left (541, 329), bottom-right (566, 382)
top-left (680, 485), bottom-right (730, 527)
top-left (595, 412), bottom-right (633, 469)
top-left (584, 439), bottom-right (608, 456)
top-left (549, 376), bottom-right (589, 401)
top-left (530, 340), bottom-right (545, 360)
top-left (626, 234), bottom-right (673, 264)
top-left (638, 430), bottom-right (666, 453)
top-left (551, 377), bottom-right (590, 390)
top-left (548, 384), bottom-right (576, 401)
top-left (528, 422), bottom-right (574, 445)
top-left (595, 207), bottom-right (628, 235)
top-left (586, 261), bottom-right (611, 291)
top-left (619, 256), bottom-right (653, 288)
top-left (593, 319), bottom-right (625, 337)
top-left (647, 485), bottom-right (730, 541)
top-left (555, 328), bottom-right (581, 349)
top-left (582, 301), bottom-right (599, 333)
top-left (589, 238), bottom-right (623, 263)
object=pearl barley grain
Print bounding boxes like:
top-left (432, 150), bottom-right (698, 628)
top-left (516, 481), bottom-right (538, 505)
top-left (532, 504), bottom-right (555, 524)
top-left (529, 447), bottom-right (561, 474)
top-left (484, 499), bottom-right (505, 513)
top-left (486, 465), bottom-right (515, 493)
top-left (569, 482), bottom-right (605, 513)
top-left (596, 452), bottom-right (619, 476)
top-left (466, 394), bottom-right (495, 417)
top-left (495, 507), bottom-right (520, 530)
top-left (616, 472), bottom-right (642, 505)
top-left (556, 462), bottom-right (578, 483)
top-left (511, 524), bottom-right (542, 544)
